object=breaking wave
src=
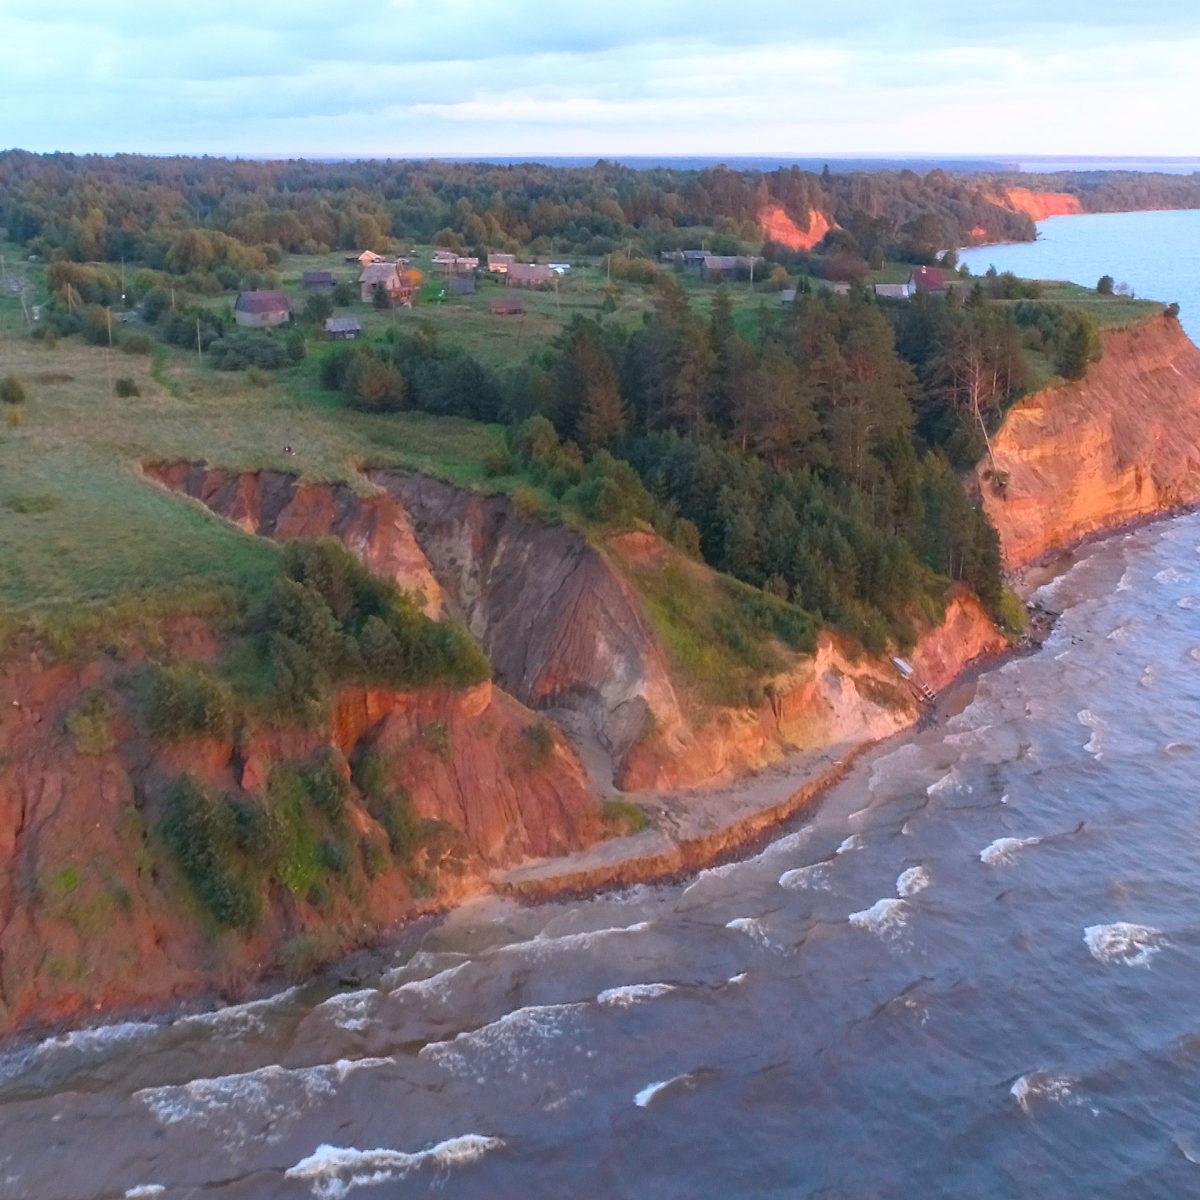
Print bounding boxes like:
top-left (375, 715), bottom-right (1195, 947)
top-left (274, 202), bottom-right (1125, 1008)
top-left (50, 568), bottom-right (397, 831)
top-left (980, 836), bottom-right (1041, 866)
top-left (596, 983), bottom-right (675, 1007)
top-left (896, 865), bottom-right (930, 897)
top-left (1084, 923), bottom-right (1167, 967)
top-left (778, 862), bottom-right (832, 890)
top-left (1011, 1070), bottom-right (1079, 1115)
top-left (848, 898), bottom-right (909, 939)
top-left (836, 834), bottom-right (863, 855)
top-left (634, 1074), bottom-right (692, 1108)
top-left (285, 1134), bottom-right (504, 1199)
top-left (419, 1004), bottom-right (586, 1077)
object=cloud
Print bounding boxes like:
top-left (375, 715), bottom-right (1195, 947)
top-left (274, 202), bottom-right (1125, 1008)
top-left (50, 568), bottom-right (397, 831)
top-left (2, 1), bottom-right (1199, 156)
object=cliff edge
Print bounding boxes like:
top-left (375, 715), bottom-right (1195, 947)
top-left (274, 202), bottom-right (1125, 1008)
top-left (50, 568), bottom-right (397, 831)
top-left (980, 315), bottom-right (1200, 570)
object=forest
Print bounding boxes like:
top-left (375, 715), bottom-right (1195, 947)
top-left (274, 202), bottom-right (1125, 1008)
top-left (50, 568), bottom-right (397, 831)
top-left (314, 278), bottom-right (1099, 651)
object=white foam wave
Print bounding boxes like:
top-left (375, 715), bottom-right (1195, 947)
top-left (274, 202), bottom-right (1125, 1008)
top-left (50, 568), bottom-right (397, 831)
top-left (848, 898), bottom-right (909, 938)
top-left (836, 834), bottom-right (863, 855)
top-left (1178, 595), bottom-right (1200, 610)
top-left (727, 972), bottom-right (748, 985)
top-left (1116, 568), bottom-right (1134, 593)
top-left (383, 961), bottom-right (469, 998)
top-left (979, 836), bottom-right (1041, 866)
top-left (312, 989), bottom-right (380, 1033)
top-left (1156, 567), bottom-right (1189, 585)
top-left (1011, 1071), bottom-right (1079, 1115)
top-left (1084, 922), bottom-right (1167, 967)
top-left (124, 1188), bottom-right (165, 1199)
top-left (174, 987), bottom-right (301, 1037)
top-left (419, 1004), bottom-right (585, 1077)
top-left (136, 1058), bottom-right (390, 1149)
top-left (1141, 665), bottom-right (1158, 688)
top-left (286, 1134), bottom-right (504, 1200)
top-left (925, 770), bottom-right (957, 797)
top-left (896, 865), bottom-right (930, 897)
top-left (725, 916), bottom-right (773, 947)
top-left (495, 922), bottom-right (651, 961)
top-left (778, 862), bottom-right (831, 890)
top-left (596, 983), bottom-right (675, 1008)
top-left (634, 1074), bottom-right (691, 1108)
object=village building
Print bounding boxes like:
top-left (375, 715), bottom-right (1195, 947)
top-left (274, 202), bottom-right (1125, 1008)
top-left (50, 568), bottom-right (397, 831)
top-left (302, 270), bottom-right (335, 291)
top-left (817, 280), bottom-right (853, 296)
top-left (357, 251), bottom-right (384, 265)
top-left (911, 265), bottom-right (947, 294)
top-left (233, 290), bottom-right (291, 328)
top-left (487, 253), bottom-right (515, 273)
top-left (445, 274), bottom-right (476, 296)
top-left (506, 262), bottom-right (554, 289)
top-left (358, 262), bottom-right (415, 306)
top-left (432, 251), bottom-right (479, 275)
top-left (324, 316), bottom-right (362, 341)
top-left (874, 280), bottom-right (914, 300)
top-left (698, 254), bottom-right (765, 280)
top-left (490, 297), bottom-right (525, 316)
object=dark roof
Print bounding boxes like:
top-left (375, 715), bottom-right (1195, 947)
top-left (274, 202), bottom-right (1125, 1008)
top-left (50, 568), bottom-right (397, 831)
top-left (325, 317), bottom-right (362, 333)
top-left (302, 270), bottom-right (335, 285)
top-left (911, 266), bottom-right (946, 292)
top-left (235, 290), bottom-right (290, 314)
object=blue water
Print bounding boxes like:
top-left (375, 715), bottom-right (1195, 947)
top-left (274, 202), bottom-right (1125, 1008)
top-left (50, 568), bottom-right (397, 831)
top-left (959, 209), bottom-right (1200, 345)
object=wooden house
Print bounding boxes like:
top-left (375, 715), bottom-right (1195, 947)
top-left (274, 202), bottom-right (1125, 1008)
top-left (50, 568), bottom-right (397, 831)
top-left (432, 251), bottom-right (479, 275)
top-left (446, 274), bottom-right (476, 296)
top-left (233, 290), bottom-right (291, 328)
top-left (359, 262), bottom-right (415, 306)
top-left (324, 316), bottom-right (362, 340)
top-left (302, 270), bottom-right (335, 291)
top-left (487, 253), bottom-right (516, 273)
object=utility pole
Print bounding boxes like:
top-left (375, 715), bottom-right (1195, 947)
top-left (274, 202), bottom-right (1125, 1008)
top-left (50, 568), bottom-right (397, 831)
top-left (105, 308), bottom-right (114, 395)
top-left (196, 316), bottom-right (202, 362)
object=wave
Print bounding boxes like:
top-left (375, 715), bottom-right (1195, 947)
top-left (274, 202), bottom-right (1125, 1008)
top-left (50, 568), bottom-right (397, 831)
top-left (1178, 595), bottom-right (1200, 610)
top-left (848, 898), bottom-right (909, 939)
top-left (494, 922), bottom-right (652, 961)
top-left (1156, 567), bottom-right (1189, 585)
top-left (0, 1018), bottom-right (162, 1085)
top-left (896, 865), bottom-right (930, 897)
top-left (1083, 922), bottom-right (1167, 967)
top-left (925, 770), bottom-right (958, 798)
top-left (174, 986), bottom-right (302, 1037)
top-left (136, 1058), bottom-right (391, 1150)
top-left (596, 983), bottom-right (675, 1007)
top-left (778, 862), bottom-right (832, 891)
top-left (384, 961), bottom-right (470, 998)
top-left (312, 989), bottom-right (380, 1032)
top-left (634, 1074), bottom-right (692, 1108)
top-left (725, 916), bottom-right (773, 948)
top-left (1116, 568), bottom-right (1134, 593)
top-left (727, 972), bottom-right (748, 985)
top-left (979, 836), bottom-right (1041, 866)
top-left (419, 1004), bottom-right (585, 1077)
top-left (124, 1188), bottom-right (165, 1199)
top-left (836, 834), bottom-right (863, 855)
top-left (1011, 1070), bottom-right (1079, 1115)
top-left (285, 1134), bottom-right (504, 1200)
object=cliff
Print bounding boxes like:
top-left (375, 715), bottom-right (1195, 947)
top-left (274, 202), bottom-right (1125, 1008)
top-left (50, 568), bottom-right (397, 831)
top-left (759, 204), bottom-right (834, 252)
top-left (0, 621), bottom-right (597, 1034)
top-left (1001, 188), bottom-right (1084, 221)
top-left (979, 315), bottom-right (1200, 569)
top-left (0, 464), bottom-right (1009, 1035)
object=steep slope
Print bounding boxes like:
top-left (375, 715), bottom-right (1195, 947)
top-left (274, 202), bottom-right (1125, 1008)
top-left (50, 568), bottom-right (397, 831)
top-left (980, 314), bottom-right (1200, 569)
top-left (760, 204), bottom-right (834, 251)
top-left (0, 621), bottom-right (597, 1034)
top-left (1002, 188), bottom-right (1084, 221)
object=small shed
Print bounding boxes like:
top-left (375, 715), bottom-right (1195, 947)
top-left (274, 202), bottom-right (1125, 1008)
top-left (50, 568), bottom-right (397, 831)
top-left (234, 290), bottom-right (291, 328)
top-left (487, 253), bottom-right (515, 273)
top-left (874, 281), bottom-right (913, 300)
top-left (324, 316), bottom-right (362, 341)
top-left (302, 271), bottom-right (335, 291)
top-left (490, 297), bottom-right (525, 316)
top-left (446, 274), bottom-right (476, 296)
top-left (779, 288), bottom-right (797, 305)
top-left (358, 251), bottom-right (384, 265)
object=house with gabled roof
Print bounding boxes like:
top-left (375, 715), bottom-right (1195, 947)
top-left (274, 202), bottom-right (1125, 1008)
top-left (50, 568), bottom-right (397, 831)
top-left (233, 290), bottom-right (291, 328)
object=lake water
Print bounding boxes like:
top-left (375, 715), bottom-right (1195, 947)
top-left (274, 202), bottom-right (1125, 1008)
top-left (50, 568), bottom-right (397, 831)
top-left (959, 208), bottom-right (1200, 344)
top-left (6, 213), bottom-right (1200, 1199)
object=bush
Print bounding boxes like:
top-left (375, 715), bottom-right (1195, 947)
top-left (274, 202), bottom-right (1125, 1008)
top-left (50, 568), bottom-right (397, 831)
top-left (64, 688), bottom-right (116, 755)
top-left (246, 366), bottom-right (271, 388)
top-left (207, 333), bottom-right (289, 371)
top-left (286, 331), bottom-right (307, 363)
top-left (522, 721), bottom-right (555, 767)
top-left (160, 775), bottom-right (259, 928)
top-left (114, 377), bottom-right (140, 397)
top-left (0, 375), bottom-right (28, 406)
top-left (121, 333), bottom-right (154, 355)
top-left (1096, 275), bottom-right (1114, 295)
top-left (141, 661), bottom-right (233, 741)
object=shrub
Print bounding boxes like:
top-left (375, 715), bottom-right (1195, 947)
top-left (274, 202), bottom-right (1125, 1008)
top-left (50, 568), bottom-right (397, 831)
top-left (601, 798), bottom-right (649, 835)
top-left (522, 721), bottom-right (555, 767)
top-left (207, 333), bottom-right (288, 371)
top-left (246, 366), bottom-right (270, 388)
top-left (141, 661), bottom-right (233, 741)
top-left (64, 688), bottom-right (116, 755)
top-left (159, 775), bottom-right (258, 928)
top-left (286, 331), bottom-right (307, 363)
top-left (1096, 274), bottom-right (1114, 295)
top-left (121, 333), bottom-right (154, 355)
top-left (114, 377), bottom-right (140, 397)
top-left (0, 375), bottom-right (28, 406)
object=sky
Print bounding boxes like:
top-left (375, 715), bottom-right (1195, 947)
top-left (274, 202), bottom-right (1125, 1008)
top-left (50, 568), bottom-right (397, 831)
top-left (2, 0), bottom-right (1199, 159)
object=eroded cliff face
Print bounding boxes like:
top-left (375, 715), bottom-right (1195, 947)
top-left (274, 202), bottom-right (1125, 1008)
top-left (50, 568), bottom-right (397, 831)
top-left (759, 204), bottom-right (834, 252)
top-left (0, 623), bottom-right (596, 1035)
top-left (980, 315), bottom-right (1200, 569)
top-left (620, 590), bottom-right (1006, 791)
top-left (144, 462), bottom-right (442, 617)
top-left (1001, 188), bottom-right (1084, 221)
